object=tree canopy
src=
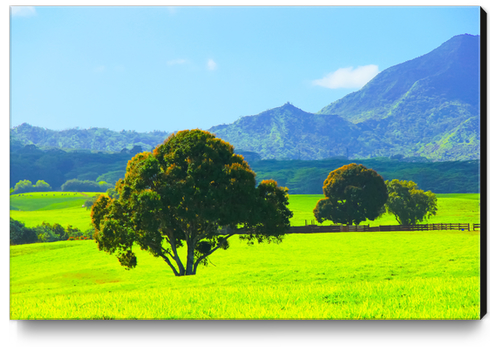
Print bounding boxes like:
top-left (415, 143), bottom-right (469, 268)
top-left (91, 129), bottom-right (292, 276)
top-left (313, 163), bottom-right (388, 225)
top-left (385, 179), bottom-right (438, 225)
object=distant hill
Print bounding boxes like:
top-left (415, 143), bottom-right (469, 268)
top-left (211, 34), bottom-right (480, 161)
top-left (210, 102), bottom-right (362, 160)
top-left (10, 123), bottom-right (169, 153)
top-left (9, 142), bottom-right (480, 193)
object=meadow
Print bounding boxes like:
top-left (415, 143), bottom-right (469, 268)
top-left (10, 192), bottom-right (100, 231)
top-left (9, 192), bottom-right (481, 320)
top-left (9, 192), bottom-right (481, 230)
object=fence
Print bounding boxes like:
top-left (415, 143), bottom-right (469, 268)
top-left (287, 222), bottom-right (477, 234)
top-left (223, 222), bottom-right (480, 235)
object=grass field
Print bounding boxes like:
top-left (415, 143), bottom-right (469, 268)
top-left (10, 192), bottom-right (100, 231)
top-left (10, 192), bottom-right (481, 229)
top-left (10, 192), bottom-right (481, 320)
top-left (287, 193), bottom-right (480, 226)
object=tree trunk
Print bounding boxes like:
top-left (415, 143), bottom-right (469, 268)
top-left (185, 238), bottom-right (196, 275)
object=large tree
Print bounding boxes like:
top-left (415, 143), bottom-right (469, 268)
top-left (313, 163), bottom-right (388, 225)
top-left (91, 129), bottom-right (292, 276)
top-left (385, 179), bottom-right (437, 225)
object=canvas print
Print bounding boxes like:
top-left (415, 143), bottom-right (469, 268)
top-left (10, 6), bottom-right (482, 320)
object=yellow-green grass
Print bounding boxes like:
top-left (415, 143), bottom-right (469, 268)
top-left (10, 230), bottom-right (479, 320)
top-left (288, 193), bottom-right (480, 226)
top-left (10, 192), bottom-right (100, 231)
top-left (10, 191), bottom-right (100, 211)
top-left (10, 193), bottom-right (481, 231)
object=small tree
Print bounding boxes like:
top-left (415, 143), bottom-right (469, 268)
top-left (13, 180), bottom-right (33, 194)
top-left (33, 222), bottom-right (61, 242)
top-left (91, 129), bottom-right (292, 276)
top-left (33, 180), bottom-right (52, 192)
top-left (66, 225), bottom-right (84, 239)
top-left (313, 163), bottom-right (388, 225)
top-left (385, 179), bottom-right (437, 225)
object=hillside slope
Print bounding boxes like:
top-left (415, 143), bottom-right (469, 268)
top-left (10, 123), bottom-right (169, 153)
top-left (210, 102), bottom-right (363, 160)
top-left (210, 34), bottom-right (480, 161)
top-left (318, 34), bottom-right (480, 161)
top-left (10, 34), bottom-right (480, 161)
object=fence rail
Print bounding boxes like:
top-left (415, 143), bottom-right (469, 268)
top-left (222, 223), bottom-right (480, 235)
top-left (287, 222), bottom-right (478, 234)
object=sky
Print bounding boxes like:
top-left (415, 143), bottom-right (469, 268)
top-left (9, 4), bottom-right (481, 133)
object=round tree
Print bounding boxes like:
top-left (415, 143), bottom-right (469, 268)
top-left (313, 163), bottom-right (388, 225)
top-left (91, 129), bottom-right (292, 276)
top-left (385, 179), bottom-right (437, 225)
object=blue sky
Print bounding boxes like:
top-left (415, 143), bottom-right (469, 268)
top-left (10, 5), bottom-right (480, 133)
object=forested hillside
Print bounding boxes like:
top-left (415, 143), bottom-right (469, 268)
top-left (10, 123), bottom-right (169, 152)
top-left (11, 36), bottom-right (479, 162)
top-left (318, 34), bottom-right (480, 161)
top-left (211, 34), bottom-right (480, 161)
top-left (10, 142), bottom-right (135, 190)
top-left (210, 102), bottom-right (361, 160)
top-left (251, 158), bottom-right (480, 194)
top-left (10, 143), bottom-right (479, 193)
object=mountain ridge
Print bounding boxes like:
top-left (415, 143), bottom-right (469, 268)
top-left (10, 34), bottom-right (480, 162)
top-left (211, 34), bottom-right (480, 161)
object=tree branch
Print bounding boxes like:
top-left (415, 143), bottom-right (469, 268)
top-left (193, 234), bottom-right (234, 273)
top-left (166, 230), bottom-right (185, 275)
top-left (159, 253), bottom-right (180, 276)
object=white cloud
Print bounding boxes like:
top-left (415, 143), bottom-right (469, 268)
top-left (167, 59), bottom-right (188, 66)
top-left (313, 65), bottom-right (379, 89)
top-left (207, 59), bottom-right (217, 71)
top-left (11, 6), bottom-right (36, 17)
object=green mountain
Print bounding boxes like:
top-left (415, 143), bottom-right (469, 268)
top-left (210, 102), bottom-right (362, 160)
top-left (10, 123), bottom-right (169, 153)
top-left (211, 34), bottom-right (480, 161)
top-left (10, 34), bottom-right (480, 162)
top-left (318, 33), bottom-right (480, 161)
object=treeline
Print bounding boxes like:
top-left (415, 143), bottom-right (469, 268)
top-left (10, 178), bottom-right (114, 195)
top-left (10, 142), bottom-right (480, 193)
top-left (10, 141), bottom-right (136, 190)
top-left (10, 123), bottom-right (169, 153)
top-left (10, 218), bottom-right (94, 245)
top-left (250, 157), bottom-right (480, 194)
top-left (11, 179), bottom-right (52, 194)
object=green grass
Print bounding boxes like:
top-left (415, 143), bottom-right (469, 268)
top-left (10, 191), bottom-right (100, 211)
top-left (10, 193), bottom-right (480, 231)
top-left (10, 230), bottom-right (479, 319)
top-left (9, 192), bottom-right (481, 320)
top-left (10, 192), bottom-right (100, 231)
top-left (288, 193), bottom-right (480, 226)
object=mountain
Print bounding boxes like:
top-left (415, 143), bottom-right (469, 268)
top-left (210, 102), bottom-right (363, 160)
top-left (211, 34), bottom-right (480, 161)
top-left (10, 34), bottom-right (480, 162)
top-left (10, 123), bottom-right (169, 153)
top-left (318, 33), bottom-right (480, 161)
